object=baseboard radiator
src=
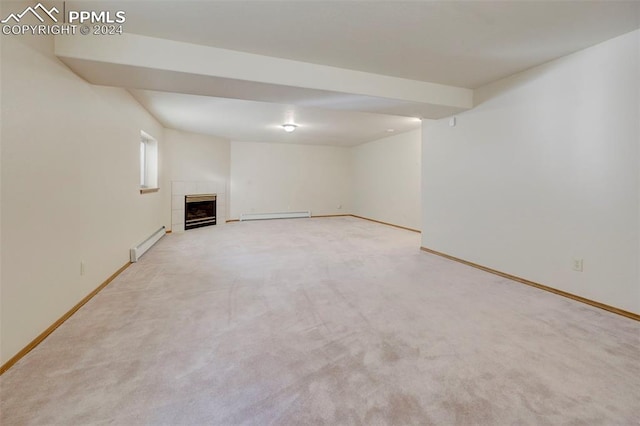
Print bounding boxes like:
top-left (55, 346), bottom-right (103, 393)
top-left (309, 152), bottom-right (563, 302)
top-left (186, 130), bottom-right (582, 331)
top-left (130, 226), bottom-right (166, 262)
top-left (240, 211), bottom-right (311, 221)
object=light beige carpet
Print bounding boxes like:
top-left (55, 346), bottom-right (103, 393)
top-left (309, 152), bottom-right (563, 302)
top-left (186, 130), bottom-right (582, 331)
top-left (1, 216), bottom-right (639, 425)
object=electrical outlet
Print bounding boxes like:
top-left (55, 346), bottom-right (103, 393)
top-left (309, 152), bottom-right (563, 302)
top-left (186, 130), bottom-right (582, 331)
top-left (80, 261), bottom-right (86, 276)
top-left (572, 258), bottom-right (583, 272)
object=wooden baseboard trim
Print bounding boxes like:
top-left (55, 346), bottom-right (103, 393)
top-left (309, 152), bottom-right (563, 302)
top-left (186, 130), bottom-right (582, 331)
top-left (419, 247), bottom-right (639, 321)
top-left (350, 215), bottom-right (421, 233)
top-left (226, 219), bottom-right (239, 223)
top-left (0, 262), bottom-right (132, 375)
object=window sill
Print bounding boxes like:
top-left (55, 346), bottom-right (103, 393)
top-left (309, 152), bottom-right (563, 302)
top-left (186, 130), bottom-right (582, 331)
top-left (140, 188), bottom-right (159, 194)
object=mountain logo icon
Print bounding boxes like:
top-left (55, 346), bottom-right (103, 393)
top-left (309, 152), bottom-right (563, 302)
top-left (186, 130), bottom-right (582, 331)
top-left (1, 3), bottom-right (59, 24)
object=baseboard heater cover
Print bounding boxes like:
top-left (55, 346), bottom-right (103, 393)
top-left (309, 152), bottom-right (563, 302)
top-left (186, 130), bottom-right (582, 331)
top-left (240, 211), bottom-right (311, 221)
top-left (130, 226), bottom-right (166, 262)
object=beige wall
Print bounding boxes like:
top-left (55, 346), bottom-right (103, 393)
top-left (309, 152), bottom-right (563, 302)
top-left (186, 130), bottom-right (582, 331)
top-left (230, 142), bottom-right (351, 219)
top-left (165, 129), bottom-right (230, 183)
top-left (351, 130), bottom-right (421, 230)
top-left (165, 129), bottom-right (230, 224)
top-left (422, 30), bottom-right (640, 313)
top-left (1, 33), bottom-right (168, 363)
top-left (173, 132), bottom-right (421, 227)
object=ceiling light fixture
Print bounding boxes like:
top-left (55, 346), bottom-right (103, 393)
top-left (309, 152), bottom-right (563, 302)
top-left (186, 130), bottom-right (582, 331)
top-left (282, 123), bottom-right (298, 133)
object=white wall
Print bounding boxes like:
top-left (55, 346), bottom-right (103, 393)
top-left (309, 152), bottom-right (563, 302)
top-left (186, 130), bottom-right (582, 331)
top-left (1, 33), bottom-right (168, 363)
top-left (230, 142), bottom-right (350, 219)
top-left (637, 33), bottom-right (640, 303)
top-left (165, 129), bottom-right (230, 184)
top-left (351, 130), bottom-right (421, 230)
top-left (165, 129), bottom-right (230, 229)
top-left (422, 30), bottom-right (640, 313)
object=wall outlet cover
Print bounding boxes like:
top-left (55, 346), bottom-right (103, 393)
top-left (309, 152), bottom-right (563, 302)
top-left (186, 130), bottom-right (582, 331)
top-left (572, 258), bottom-right (584, 272)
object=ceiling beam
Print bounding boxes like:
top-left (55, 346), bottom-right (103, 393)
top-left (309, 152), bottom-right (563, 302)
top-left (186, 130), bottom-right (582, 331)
top-left (55, 33), bottom-right (473, 118)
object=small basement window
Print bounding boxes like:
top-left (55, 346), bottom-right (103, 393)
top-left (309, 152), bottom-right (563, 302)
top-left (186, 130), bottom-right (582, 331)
top-left (140, 131), bottom-right (159, 194)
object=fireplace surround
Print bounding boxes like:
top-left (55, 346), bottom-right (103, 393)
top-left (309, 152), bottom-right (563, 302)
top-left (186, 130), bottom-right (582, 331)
top-left (185, 194), bottom-right (216, 230)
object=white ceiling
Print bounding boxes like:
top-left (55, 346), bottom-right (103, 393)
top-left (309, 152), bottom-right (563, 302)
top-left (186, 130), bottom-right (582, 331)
top-left (71, 0), bottom-right (640, 89)
top-left (61, 1), bottom-right (640, 145)
top-left (130, 90), bottom-right (421, 146)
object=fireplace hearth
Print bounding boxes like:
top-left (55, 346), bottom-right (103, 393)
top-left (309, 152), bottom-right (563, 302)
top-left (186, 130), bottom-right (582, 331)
top-left (185, 194), bottom-right (216, 230)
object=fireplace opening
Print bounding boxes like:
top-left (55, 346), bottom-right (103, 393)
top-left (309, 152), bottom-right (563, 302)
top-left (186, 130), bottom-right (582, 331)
top-left (185, 194), bottom-right (216, 230)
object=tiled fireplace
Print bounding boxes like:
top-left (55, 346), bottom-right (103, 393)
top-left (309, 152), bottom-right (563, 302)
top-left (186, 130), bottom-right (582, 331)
top-left (171, 181), bottom-right (226, 232)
